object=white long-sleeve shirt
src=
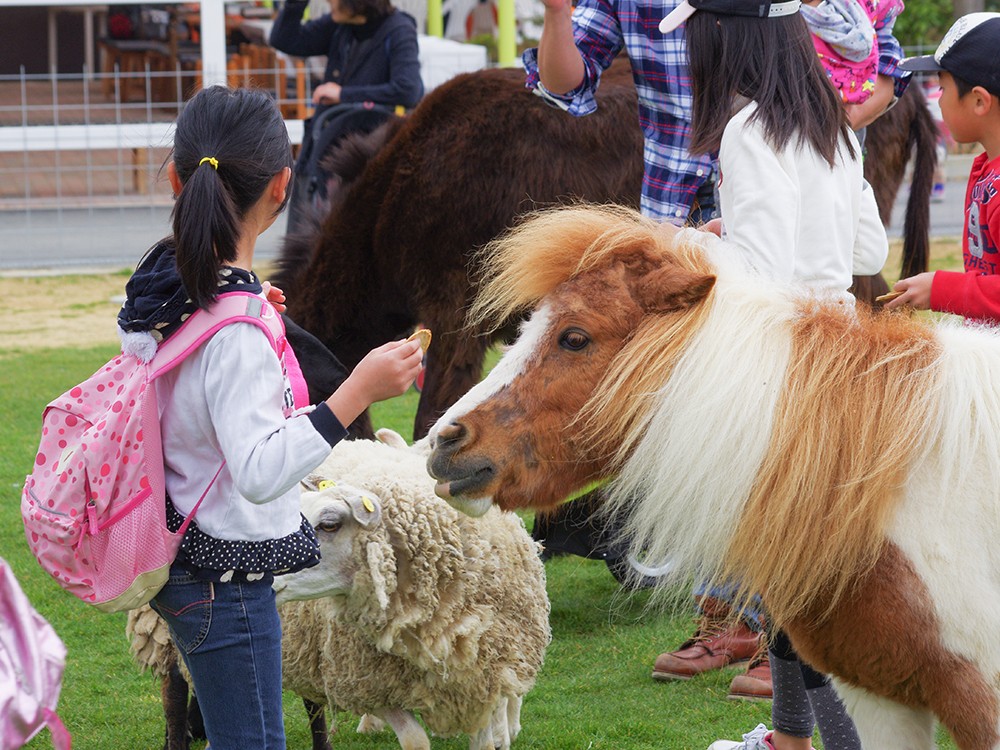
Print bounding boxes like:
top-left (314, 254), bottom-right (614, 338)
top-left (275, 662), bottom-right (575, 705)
top-left (156, 321), bottom-right (339, 542)
top-left (717, 102), bottom-right (888, 297)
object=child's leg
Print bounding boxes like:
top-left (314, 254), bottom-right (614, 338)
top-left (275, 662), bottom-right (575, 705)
top-left (801, 660), bottom-right (861, 750)
top-left (153, 568), bottom-right (285, 750)
top-left (769, 630), bottom-right (816, 742)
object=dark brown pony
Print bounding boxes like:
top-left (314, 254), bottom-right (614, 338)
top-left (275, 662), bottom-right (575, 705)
top-left (275, 61), bottom-right (936, 442)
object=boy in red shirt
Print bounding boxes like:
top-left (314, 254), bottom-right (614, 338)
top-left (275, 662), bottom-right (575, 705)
top-left (887, 13), bottom-right (1000, 318)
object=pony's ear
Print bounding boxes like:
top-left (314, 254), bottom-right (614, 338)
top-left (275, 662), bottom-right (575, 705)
top-left (635, 265), bottom-right (716, 313)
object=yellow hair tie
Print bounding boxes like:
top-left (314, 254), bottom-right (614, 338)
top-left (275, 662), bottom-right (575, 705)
top-left (198, 156), bottom-right (219, 170)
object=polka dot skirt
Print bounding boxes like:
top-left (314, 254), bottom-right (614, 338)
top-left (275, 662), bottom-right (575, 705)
top-left (166, 495), bottom-right (320, 582)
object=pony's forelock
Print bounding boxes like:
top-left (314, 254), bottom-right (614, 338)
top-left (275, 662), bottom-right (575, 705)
top-left (467, 204), bottom-right (707, 332)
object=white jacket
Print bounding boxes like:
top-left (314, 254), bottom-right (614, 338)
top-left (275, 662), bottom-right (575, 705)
top-left (156, 322), bottom-right (334, 542)
top-left (717, 102), bottom-right (888, 297)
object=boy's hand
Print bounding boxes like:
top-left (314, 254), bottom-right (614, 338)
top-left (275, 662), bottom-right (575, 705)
top-left (262, 281), bottom-right (287, 313)
top-left (885, 272), bottom-right (935, 311)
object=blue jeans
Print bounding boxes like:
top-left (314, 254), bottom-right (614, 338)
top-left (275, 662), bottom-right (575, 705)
top-left (693, 579), bottom-right (766, 630)
top-left (151, 565), bottom-right (285, 750)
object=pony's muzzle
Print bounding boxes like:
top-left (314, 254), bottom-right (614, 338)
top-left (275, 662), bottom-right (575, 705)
top-left (427, 421), bottom-right (497, 503)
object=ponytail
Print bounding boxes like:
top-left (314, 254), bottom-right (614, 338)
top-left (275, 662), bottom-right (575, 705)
top-left (169, 86), bottom-right (293, 308)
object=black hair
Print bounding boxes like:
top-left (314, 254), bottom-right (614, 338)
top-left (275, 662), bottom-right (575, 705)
top-left (338, 0), bottom-right (394, 22)
top-left (686, 11), bottom-right (854, 167)
top-left (951, 71), bottom-right (976, 99)
top-left (170, 85), bottom-right (293, 308)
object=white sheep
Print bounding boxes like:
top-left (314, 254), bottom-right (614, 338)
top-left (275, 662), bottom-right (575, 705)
top-left (127, 431), bottom-right (550, 750)
top-left (278, 431), bottom-right (551, 750)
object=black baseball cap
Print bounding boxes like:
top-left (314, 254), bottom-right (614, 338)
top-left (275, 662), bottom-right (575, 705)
top-left (660, 0), bottom-right (801, 34)
top-left (898, 13), bottom-right (1000, 97)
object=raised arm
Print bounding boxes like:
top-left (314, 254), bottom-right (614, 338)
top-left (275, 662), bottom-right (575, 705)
top-left (537, 0), bottom-right (586, 95)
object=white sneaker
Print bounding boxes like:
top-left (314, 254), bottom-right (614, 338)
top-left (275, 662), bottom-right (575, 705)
top-left (707, 723), bottom-right (774, 750)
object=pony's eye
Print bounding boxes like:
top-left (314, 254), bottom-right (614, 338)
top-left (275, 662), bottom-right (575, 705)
top-left (318, 521), bottom-right (342, 533)
top-left (559, 328), bottom-right (590, 351)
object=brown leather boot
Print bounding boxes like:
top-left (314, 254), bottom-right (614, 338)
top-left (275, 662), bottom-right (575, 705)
top-left (727, 649), bottom-right (773, 701)
top-left (651, 597), bottom-right (762, 681)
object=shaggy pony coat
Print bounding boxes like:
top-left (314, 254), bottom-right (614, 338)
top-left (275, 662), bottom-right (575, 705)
top-left (432, 204), bottom-right (1000, 749)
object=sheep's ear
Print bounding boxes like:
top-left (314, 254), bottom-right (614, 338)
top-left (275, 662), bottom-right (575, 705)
top-left (300, 475), bottom-right (321, 492)
top-left (346, 490), bottom-right (382, 529)
top-left (375, 428), bottom-right (408, 449)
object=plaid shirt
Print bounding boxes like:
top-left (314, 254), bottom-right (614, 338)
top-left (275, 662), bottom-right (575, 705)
top-left (523, 0), bottom-right (910, 223)
top-left (523, 0), bottom-right (713, 223)
top-left (874, 6), bottom-right (911, 99)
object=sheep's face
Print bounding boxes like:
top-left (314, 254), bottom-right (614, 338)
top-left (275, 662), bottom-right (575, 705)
top-left (273, 480), bottom-right (382, 606)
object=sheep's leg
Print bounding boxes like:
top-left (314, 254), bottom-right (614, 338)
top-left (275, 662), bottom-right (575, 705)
top-left (374, 708), bottom-right (430, 750)
top-left (162, 663), bottom-right (191, 750)
top-left (469, 725), bottom-right (495, 750)
top-left (486, 698), bottom-right (509, 750)
top-left (833, 680), bottom-right (935, 750)
top-left (304, 699), bottom-right (333, 750)
top-left (357, 714), bottom-right (388, 734)
top-left (506, 695), bottom-right (522, 744)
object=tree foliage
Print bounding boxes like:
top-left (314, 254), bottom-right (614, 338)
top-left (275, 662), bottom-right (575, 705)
top-left (894, 0), bottom-right (1000, 51)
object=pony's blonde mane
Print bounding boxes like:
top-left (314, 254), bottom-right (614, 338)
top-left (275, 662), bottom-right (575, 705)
top-left (468, 204), bottom-right (711, 330)
top-left (728, 305), bottom-right (941, 624)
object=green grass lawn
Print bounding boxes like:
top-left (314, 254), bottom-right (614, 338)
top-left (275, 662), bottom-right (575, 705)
top-left (2, 338), bottom-right (959, 749)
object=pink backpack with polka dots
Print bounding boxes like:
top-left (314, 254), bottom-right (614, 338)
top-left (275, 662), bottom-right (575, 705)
top-left (21, 292), bottom-right (308, 613)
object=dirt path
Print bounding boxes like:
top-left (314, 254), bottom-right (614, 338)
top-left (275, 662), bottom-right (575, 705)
top-left (0, 272), bottom-right (128, 355)
top-left (0, 239), bottom-right (960, 356)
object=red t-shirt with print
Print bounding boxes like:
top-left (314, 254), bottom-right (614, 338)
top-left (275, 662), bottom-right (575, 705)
top-left (931, 151), bottom-right (1000, 322)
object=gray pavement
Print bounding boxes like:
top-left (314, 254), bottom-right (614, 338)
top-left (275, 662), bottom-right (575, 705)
top-left (0, 152), bottom-right (977, 275)
top-left (0, 203), bottom-right (289, 275)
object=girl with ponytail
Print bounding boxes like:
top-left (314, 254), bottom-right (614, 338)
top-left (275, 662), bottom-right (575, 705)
top-left (116, 85), bottom-right (423, 749)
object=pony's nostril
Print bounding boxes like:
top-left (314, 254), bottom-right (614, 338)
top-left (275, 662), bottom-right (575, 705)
top-left (436, 422), bottom-right (467, 448)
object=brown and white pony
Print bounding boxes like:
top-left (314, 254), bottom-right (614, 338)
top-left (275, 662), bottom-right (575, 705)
top-left (426, 204), bottom-right (1000, 750)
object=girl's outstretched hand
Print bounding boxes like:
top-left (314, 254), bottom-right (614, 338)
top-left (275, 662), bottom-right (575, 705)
top-left (325, 339), bottom-right (424, 427)
top-left (885, 272), bottom-right (935, 311)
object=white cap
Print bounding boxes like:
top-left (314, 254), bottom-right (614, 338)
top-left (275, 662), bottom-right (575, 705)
top-left (660, 0), bottom-right (801, 35)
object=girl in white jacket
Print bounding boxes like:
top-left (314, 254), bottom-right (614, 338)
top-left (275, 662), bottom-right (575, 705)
top-left (659, 1), bottom-right (889, 749)
top-left (119, 86), bottom-right (423, 750)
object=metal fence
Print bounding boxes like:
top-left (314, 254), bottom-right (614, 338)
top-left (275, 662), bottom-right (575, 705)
top-left (0, 61), bottom-right (310, 270)
top-left (0, 30), bottom-right (489, 271)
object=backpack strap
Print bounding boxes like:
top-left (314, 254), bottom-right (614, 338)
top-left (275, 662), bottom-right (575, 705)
top-left (149, 292), bottom-right (285, 380)
top-left (144, 292), bottom-right (294, 525)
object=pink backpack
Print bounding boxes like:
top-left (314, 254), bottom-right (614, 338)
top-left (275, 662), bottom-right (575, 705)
top-left (0, 558), bottom-right (71, 750)
top-left (21, 292), bottom-right (309, 613)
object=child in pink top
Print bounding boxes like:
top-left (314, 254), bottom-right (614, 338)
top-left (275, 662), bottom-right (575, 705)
top-left (802, 0), bottom-right (904, 104)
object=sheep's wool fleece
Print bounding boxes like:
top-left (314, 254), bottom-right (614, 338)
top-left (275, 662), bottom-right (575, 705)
top-left (280, 438), bottom-right (551, 737)
top-left (126, 605), bottom-right (178, 678)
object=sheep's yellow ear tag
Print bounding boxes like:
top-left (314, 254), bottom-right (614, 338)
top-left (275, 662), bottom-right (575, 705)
top-left (362, 497), bottom-right (375, 513)
top-left (318, 480), bottom-right (337, 491)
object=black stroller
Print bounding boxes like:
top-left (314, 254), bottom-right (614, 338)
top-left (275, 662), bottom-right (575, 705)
top-left (286, 101), bottom-right (401, 235)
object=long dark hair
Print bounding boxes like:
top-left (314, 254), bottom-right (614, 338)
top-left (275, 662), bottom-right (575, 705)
top-left (686, 11), bottom-right (854, 167)
top-left (170, 86), bottom-right (293, 308)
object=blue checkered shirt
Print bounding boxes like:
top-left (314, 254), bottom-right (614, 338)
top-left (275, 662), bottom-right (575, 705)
top-left (523, 0), bottom-right (713, 223)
